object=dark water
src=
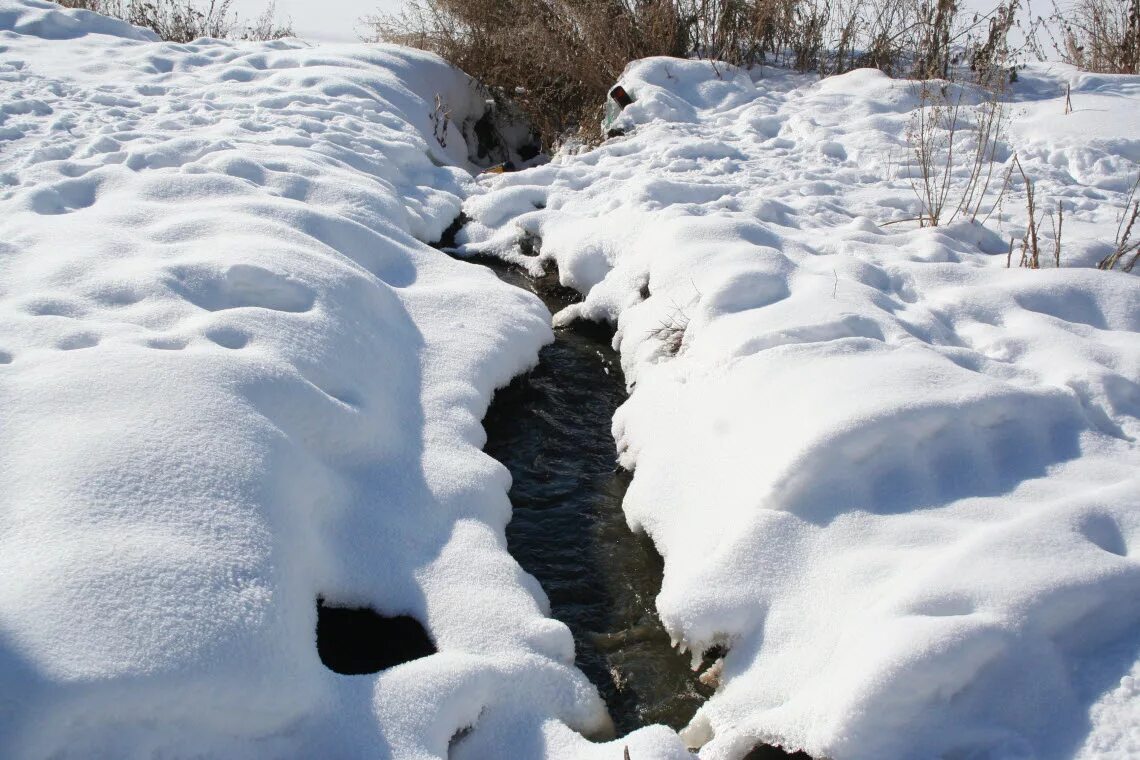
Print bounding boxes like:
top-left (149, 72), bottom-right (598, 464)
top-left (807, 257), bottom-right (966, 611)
top-left (479, 263), bottom-right (715, 735)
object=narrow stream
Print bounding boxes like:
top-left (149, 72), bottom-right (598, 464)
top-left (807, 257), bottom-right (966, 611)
top-left (478, 262), bottom-right (716, 734)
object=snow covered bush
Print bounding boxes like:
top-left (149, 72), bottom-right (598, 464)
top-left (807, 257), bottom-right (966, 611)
top-left (363, 0), bottom-right (691, 146)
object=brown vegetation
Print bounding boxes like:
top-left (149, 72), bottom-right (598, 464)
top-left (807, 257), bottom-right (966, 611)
top-left (1099, 175), bottom-right (1140, 271)
top-left (58, 0), bottom-right (293, 43)
top-left (363, 0), bottom-right (1026, 147)
top-left (1053, 0), bottom-right (1140, 74)
top-left (905, 78), bottom-right (1011, 228)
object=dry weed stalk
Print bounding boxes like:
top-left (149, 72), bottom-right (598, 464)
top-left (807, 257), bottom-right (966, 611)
top-left (906, 79), bottom-right (1011, 228)
top-left (1010, 156), bottom-right (1064, 269)
top-left (1013, 155), bottom-right (1042, 267)
top-left (430, 94), bottom-right (452, 148)
top-left (1049, 199), bottom-right (1063, 267)
top-left (1098, 175), bottom-right (1140, 271)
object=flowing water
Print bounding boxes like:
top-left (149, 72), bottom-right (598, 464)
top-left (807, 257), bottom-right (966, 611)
top-left (479, 262), bottom-right (716, 735)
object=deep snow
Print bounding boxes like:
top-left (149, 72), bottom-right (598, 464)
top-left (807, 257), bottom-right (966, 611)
top-left (456, 58), bottom-right (1140, 759)
top-left (4, 1), bottom-right (1140, 758)
top-left (0, 2), bottom-right (689, 757)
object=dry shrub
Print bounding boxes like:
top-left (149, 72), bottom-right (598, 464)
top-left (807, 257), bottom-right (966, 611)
top-left (1053, 0), bottom-right (1139, 74)
top-left (57, 0), bottom-right (293, 42)
top-left (364, 0), bottom-right (689, 147)
top-left (905, 79), bottom-right (1011, 227)
top-left (365, 0), bottom-right (1028, 145)
top-left (968, 0), bottom-right (1018, 83)
top-left (684, 0), bottom-right (791, 64)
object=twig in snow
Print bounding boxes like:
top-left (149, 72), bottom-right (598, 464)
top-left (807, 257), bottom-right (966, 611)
top-left (1049, 200), bottom-right (1063, 267)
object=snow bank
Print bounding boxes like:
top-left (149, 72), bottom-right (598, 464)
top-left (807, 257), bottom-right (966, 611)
top-left (0, 3), bottom-right (689, 757)
top-left (459, 58), bottom-right (1140, 759)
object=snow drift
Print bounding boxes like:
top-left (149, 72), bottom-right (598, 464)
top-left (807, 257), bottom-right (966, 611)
top-left (0, 2), bottom-right (690, 757)
top-left (458, 58), bottom-right (1140, 759)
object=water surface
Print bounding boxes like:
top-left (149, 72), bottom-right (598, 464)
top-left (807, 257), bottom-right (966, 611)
top-left (480, 264), bottom-right (714, 735)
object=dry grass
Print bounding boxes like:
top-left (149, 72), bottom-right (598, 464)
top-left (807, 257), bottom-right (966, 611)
top-left (57, 0), bottom-right (293, 42)
top-left (649, 305), bottom-right (691, 357)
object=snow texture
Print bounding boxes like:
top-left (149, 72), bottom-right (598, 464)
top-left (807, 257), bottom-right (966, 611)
top-left (458, 58), bottom-right (1140, 759)
top-left (0, 3), bottom-right (692, 757)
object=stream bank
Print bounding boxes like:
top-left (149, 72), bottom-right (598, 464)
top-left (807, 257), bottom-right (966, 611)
top-left (442, 247), bottom-right (808, 757)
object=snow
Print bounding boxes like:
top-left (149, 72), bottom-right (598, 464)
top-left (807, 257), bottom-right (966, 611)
top-left (0, 2), bottom-right (694, 757)
top-left (457, 58), bottom-right (1140, 759)
top-left (4, 0), bottom-right (1140, 757)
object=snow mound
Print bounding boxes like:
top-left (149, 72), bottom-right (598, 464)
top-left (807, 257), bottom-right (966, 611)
top-left (460, 58), bottom-right (1140, 759)
top-left (0, 0), bottom-right (158, 41)
top-left (0, 2), bottom-right (690, 757)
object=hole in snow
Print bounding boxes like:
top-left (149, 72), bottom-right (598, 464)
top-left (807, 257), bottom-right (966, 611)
top-left (518, 230), bottom-right (541, 257)
top-left (744, 744), bottom-right (814, 759)
top-left (1080, 513), bottom-right (1128, 557)
top-left (316, 598), bottom-right (436, 675)
top-left (204, 326), bottom-right (249, 350)
top-left (433, 211), bottom-right (469, 249)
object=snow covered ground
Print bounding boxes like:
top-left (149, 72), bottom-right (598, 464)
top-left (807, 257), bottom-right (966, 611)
top-left (457, 59), bottom-right (1140, 759)
top-left (0, 2), bottom-right (693, 757)
top-left (4, 1), bottom-right (1140, 759)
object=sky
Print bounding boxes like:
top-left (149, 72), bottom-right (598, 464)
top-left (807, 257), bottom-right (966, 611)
top-left (228, 0), bottom-right (401, 43)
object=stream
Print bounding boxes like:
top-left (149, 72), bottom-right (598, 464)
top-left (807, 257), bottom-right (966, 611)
top-left (479, 262), bottom-right (716, 735)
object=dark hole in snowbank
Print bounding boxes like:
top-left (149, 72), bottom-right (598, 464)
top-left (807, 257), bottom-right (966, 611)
top-left (316, 598), bottom-right (436, 675)
top-left (744, 745), bottom-right (814, 759)
top-left (447, 724), bottom-right (474, 757)
top-left (434, 211), bottom-right (469, 250)
top-left (469, 108), bottom-right (541, 165)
